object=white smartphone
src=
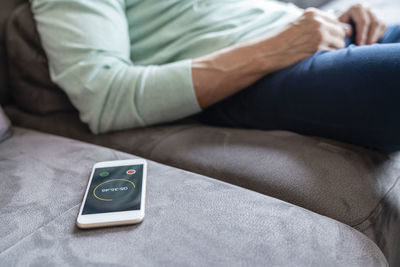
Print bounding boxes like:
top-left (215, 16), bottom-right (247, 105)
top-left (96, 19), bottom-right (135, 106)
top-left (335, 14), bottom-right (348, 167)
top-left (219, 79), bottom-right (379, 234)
top-left (76, 159), bottom-right (147, 229)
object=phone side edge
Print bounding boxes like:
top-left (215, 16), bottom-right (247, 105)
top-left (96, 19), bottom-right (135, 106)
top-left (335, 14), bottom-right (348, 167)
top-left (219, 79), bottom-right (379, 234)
top-left (76, 163), bottom-right (97, 227)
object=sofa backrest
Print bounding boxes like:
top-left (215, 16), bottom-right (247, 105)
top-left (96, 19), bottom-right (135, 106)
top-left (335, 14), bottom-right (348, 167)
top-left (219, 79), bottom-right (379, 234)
top-left (6, 3), bottom-right (75, 114)
top-left (283, 0), bottom-right (331, 8)
top-left (0, 0), bottom-right (27, 104)
top-left (0, 105), bottom-right (12, 142)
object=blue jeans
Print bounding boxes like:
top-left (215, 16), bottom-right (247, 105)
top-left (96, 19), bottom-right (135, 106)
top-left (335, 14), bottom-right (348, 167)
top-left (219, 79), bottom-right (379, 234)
top-left (196, 25), bottom-right (400, 152)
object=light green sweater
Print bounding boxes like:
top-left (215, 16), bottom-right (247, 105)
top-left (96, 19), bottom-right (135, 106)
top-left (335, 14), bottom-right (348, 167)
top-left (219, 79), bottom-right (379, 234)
top-left (31, 0), bottom-right (302, 133)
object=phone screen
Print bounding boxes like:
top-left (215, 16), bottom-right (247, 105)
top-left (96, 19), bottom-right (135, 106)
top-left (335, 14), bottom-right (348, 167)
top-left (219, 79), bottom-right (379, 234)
top-left (82, 164), bottom-right (143, 215)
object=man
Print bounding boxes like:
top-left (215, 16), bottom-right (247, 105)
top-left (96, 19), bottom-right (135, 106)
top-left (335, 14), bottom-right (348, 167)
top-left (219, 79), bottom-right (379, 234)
top-left (32, 0), bottom-right (399, 151)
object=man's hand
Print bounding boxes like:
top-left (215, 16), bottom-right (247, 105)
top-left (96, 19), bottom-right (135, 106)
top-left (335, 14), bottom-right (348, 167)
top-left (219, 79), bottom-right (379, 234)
top-left (284, 8), bottom-right (350, 52)
top-left (338, 3), bottom-right (387, 45)
top-left (192, 8), bottom-right (351, 108)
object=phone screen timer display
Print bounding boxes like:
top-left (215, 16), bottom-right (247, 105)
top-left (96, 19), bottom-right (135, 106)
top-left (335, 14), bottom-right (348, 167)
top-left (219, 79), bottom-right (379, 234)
top-left (82, 165), bottom-right (143, 215)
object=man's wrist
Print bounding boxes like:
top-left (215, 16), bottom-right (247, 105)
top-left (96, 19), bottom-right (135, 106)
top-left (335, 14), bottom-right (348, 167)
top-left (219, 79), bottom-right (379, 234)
top-left (251, 32), bottom-right (290, 74)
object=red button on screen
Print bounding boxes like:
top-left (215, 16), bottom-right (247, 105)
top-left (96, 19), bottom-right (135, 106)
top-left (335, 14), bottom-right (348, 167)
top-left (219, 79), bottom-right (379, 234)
top-left (127, 169), bottom-right (136, 175)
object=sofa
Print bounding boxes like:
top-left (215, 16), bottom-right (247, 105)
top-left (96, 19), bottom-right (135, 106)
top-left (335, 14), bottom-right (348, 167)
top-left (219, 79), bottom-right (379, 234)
top-left (1, 0), bottom-right (399, 266)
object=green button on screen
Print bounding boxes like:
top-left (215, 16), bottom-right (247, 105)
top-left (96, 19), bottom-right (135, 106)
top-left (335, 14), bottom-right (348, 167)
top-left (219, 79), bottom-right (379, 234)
top-left (100, 172), bottom-right (109, 177)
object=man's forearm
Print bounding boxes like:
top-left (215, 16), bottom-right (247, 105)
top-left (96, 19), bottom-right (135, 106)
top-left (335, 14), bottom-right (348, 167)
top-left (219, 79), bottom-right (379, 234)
top-left (192, 8), bottom-right (350, 109)
top-left (192, 36), bottom-right (282, 109)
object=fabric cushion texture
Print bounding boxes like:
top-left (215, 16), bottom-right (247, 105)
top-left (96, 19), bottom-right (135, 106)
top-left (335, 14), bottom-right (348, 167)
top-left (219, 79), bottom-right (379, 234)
top-left (282, 0), bottom-right (331, 8)
top-left (0, 128), bottom-right (388, 267)
top-left (6, 3), bottom-right (74, 114)
top-left (0, 106), bottom-right (12, 142)
top-left (5, 105), bottom-right (400, 266)
top-left (0, 0), bottom-right (26, 104)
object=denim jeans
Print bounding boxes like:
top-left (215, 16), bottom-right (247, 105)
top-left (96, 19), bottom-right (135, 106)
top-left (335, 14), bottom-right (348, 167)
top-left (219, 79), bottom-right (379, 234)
top-left (196, 25), bottom-right (400, 152)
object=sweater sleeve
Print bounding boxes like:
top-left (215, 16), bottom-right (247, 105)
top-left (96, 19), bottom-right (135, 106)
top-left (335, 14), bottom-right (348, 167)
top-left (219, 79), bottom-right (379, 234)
top-left (31, 0), bottom-right (201, 134)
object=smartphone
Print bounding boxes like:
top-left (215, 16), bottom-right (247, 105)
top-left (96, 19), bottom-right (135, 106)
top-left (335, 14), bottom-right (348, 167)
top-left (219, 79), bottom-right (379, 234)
top-left (76, 159), bottom-right (147, 229)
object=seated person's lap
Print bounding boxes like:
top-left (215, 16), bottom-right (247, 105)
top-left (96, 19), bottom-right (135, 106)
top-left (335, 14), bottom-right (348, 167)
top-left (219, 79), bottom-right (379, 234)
top-left (196, 25), bottom-right (400, 151)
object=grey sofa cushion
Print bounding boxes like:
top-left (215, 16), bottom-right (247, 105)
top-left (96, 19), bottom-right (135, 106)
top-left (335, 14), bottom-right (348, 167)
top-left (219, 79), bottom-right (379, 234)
top-left (0, 106), bottom-right (11, 142)
top-left (6, 3), bottom-right (74, 114)
top-left (284, 0), bottom-right (331, 8)
top-left (0, 0), bottom-right (27, 104)
top-left (4, 105), bottom-right (400, 266)
top-left (0, 127), bottom-right (388, 266)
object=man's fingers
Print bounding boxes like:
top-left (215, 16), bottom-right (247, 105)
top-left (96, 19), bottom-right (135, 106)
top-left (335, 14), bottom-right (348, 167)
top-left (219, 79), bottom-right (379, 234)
top-left (337, 3), bottom-right (387, 45)
top-left (338, 11), bottom-right (351, 24)
top-left (366, 22), bottom-right (380, 44)
top-left (319, 23), bottom-right (345, 49)
top-left (326, 30), bottom-right (346, 49)
top-left (306, 8), bottom-right (341, 26)
top-left (341, 23), bottom-right (353, 37)
top-left (366, 10), bottom-right (386, 44)
top-left (327, 38), bottom-right (345, 49)
top-left (318, 44), bottom-right (335, 51)
top-left (317, 9), bottom-right (341, 26)
top-left (352, 7), bottom-right (370, 45)
top-left (325, 20), bottom-right (346, 39)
